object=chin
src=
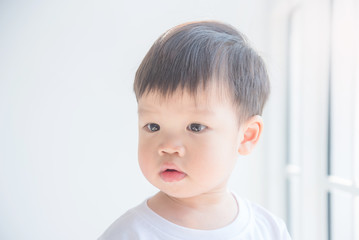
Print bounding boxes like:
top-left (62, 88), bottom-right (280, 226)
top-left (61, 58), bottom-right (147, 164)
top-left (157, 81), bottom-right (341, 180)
top-left (158, 186), bottom-right (202, 199)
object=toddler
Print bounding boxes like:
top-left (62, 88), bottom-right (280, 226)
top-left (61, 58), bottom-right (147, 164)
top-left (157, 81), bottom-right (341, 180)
top-left (99, 21), bottom-right (291, 239)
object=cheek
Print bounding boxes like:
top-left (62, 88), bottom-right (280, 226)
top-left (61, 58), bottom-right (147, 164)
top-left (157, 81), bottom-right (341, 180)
top-left (138, 138), bottom-right (155, 176)
top-left (187, 140), bottom-right (219, 167)
top-left (138, 134), bottom-right (154, 156)
top-left (201, 133), bottom-right (238, 156)
top-left (188, 135), bottom-right (238, 171)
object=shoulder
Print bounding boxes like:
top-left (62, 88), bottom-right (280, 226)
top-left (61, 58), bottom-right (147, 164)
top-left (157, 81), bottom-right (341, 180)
top-left (248, 200), bottom-right (286, 227)
top-left (240, 198), bottom-right (291, 239)
top-left (98, 201), bottom-right (157, 240)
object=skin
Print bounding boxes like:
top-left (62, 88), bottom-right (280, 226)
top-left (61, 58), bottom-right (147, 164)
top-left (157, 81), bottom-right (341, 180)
top-left (137, 86), bottom-right (263, 230)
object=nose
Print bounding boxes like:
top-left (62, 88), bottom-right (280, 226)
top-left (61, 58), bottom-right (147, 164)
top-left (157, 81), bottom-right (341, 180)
top-left (158, 137), bottom-right (185, 157)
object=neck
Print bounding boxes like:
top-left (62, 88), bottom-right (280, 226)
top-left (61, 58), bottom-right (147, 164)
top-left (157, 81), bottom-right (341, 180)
top-left (147, 190), bottom-right (238, 230)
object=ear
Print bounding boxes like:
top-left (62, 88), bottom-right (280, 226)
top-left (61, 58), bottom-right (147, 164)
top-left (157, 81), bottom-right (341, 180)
top-left (237, 115), bottom-right (263, 155)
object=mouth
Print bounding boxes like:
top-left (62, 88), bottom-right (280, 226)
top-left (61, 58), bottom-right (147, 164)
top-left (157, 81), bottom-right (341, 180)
top-left (160, 168), bottom-right (186, 182)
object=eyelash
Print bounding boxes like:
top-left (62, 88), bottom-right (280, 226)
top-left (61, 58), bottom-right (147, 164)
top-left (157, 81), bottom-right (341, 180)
top-left (145, 123), bottom-right (160, 132)
top-left (187, 123), bottom-right (207, 133)
top-left (143, 123), bottom-right (207, 133)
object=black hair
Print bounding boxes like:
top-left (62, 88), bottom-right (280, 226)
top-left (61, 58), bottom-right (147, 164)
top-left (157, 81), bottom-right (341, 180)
top-left (134, 21), bottom-right (270, 123)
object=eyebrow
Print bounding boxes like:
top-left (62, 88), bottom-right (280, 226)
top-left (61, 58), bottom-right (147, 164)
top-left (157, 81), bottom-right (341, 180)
top-left (137, 107), bottom-right (157, 114)
top-left (138, 106), bottom-right (215, 115)
top-left (188, 108), bottom-right (215, 115)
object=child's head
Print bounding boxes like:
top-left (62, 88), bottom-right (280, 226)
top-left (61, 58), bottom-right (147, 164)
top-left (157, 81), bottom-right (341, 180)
top-left (134, 21), bottom-right (269, 199)
top-left (134, 21), bottom-right (270, 125)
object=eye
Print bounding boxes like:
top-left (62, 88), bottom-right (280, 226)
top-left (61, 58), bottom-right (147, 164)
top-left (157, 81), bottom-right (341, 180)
top-left (145, 123), bottom-right (160, 132)
top-left (187, 123), bottom-right (207, 133)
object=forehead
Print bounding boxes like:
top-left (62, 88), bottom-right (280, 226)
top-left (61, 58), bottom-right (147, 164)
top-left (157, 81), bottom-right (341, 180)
top-left (138, 85), bottom-right (235, 115)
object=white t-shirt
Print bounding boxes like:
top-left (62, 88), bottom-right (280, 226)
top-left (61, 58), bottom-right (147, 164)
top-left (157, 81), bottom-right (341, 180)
top-left (99, 195), bottom-right (291, 240)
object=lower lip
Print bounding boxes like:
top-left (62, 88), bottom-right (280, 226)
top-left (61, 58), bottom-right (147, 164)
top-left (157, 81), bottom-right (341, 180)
top-left (160, 170), bottom-right (186, 182)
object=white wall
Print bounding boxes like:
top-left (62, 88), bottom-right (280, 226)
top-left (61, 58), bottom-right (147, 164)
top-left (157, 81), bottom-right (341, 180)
top-left (0, 1), bottom-right (273, 239)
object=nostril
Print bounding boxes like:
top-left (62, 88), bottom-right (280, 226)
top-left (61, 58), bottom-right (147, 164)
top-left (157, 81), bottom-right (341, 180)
top-left (158, 145), bottom-right (185, 157)
top-left (159, 148), bottom-right (176, 155)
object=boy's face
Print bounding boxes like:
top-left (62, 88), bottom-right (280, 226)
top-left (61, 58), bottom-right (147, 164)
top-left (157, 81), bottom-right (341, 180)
top-left (137, 87), bottom-right (243, 199)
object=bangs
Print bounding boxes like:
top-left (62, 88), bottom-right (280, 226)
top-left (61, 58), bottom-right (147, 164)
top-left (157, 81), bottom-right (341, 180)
top-left (133, 21), bottom-right (270, 123)
top-left (134, 22), bottom-right (243, 99)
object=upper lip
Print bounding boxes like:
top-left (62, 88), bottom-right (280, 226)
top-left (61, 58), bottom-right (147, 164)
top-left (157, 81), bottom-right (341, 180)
top-left (160, 162), bottom-right (184, 173)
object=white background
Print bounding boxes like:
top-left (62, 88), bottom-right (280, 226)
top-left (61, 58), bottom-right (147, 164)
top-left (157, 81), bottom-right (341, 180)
top-left (0, 1), bottom-right (285, 239)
